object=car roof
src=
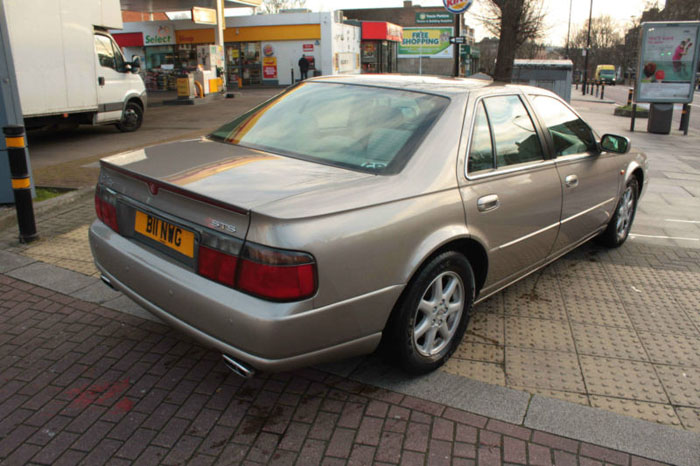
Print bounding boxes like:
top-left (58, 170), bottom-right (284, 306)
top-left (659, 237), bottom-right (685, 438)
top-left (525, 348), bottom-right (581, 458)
top-left (305, 74), bottom-right (510, 96)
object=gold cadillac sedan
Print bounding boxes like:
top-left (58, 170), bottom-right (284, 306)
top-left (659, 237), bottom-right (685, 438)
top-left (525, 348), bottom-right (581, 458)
top-left (89, 75), bottom-right (647, 377)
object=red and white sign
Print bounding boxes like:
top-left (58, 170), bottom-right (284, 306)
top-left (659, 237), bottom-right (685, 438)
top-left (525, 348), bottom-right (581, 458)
top-left (263, 57), bottom-right (277, 79)
top-left (303, 44), bottom-right (314, 52)
top-left (443, 0), bottom-right (473, 14)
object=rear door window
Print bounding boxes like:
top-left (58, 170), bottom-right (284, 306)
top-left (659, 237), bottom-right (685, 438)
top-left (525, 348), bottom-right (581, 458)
top-left (482, 95), bottom-right (544, 167)
top-left (467, 101), bottom-right (494, 173)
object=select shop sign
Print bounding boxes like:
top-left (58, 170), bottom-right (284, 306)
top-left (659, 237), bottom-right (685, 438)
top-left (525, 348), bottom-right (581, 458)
top-left (143, 25), bottom-right (175, 46)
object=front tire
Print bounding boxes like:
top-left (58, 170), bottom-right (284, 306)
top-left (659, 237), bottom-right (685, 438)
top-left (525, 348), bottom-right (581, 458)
top-left (388, 251), bottom-right (474, 374)
top-left (116, 102), bottom-right (143, 132)
top-left (598, 177), bottom-right (639, 247)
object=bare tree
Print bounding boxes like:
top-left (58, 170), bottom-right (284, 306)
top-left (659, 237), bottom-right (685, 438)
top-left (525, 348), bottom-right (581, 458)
top-left (569, 16), bottom-right (624, 76)
top-left (475, 0), bottom-right (547, 82)
top-left (258, 0), bottom-right (306, 14)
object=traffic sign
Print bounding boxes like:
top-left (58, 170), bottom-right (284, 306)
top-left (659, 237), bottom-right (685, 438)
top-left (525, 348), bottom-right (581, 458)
top-left (449, 36), bottom-right (467, 44)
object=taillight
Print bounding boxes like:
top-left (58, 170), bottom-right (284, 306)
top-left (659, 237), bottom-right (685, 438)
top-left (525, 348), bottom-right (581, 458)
top-left (95, 185), bottom-right (119, 232)
top-left (196, 237), bottom-right (317, 302)
top-left (237, 242), bottom-right (316, 301)
top-left (198, 245), bottom-right (237, 287)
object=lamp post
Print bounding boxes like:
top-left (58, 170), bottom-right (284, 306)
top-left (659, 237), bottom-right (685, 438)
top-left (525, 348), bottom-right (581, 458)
top-left (566, 0), bottom-right (573, 59)
top-left (582, 0), bottom-right (593, 95)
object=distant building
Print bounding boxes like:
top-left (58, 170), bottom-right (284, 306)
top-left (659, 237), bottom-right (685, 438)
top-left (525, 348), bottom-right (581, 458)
top-left (342, 1), bottom-right (479, 76)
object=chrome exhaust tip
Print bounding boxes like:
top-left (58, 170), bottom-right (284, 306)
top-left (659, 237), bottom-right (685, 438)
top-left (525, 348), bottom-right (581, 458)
top-left (100, 275), bottom-right (115, 290)
top-left (222, 354), bottom-right (255, 379)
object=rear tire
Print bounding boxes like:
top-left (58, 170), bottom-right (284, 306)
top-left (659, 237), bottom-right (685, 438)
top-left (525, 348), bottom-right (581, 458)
top-left (387, 251), bottom-right (474, 374)
top-left (598, 177), bottom-right (639, 248)
top-left (116, 102), bottom-right (143, 132)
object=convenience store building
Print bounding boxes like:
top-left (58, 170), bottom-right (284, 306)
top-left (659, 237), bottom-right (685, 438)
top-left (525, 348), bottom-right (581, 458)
top-left (113, 12), bottom-right (361, 89)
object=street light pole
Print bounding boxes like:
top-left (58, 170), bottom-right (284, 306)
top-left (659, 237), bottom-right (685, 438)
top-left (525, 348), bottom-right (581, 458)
top-left (566, 0), bottom-right (573, 58)
top-left (582, 0), bottom-right (593, 95)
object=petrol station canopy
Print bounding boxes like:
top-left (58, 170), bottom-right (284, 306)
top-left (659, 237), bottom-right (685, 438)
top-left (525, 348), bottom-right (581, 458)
top-left (119, 0), bottom-right (261, 12)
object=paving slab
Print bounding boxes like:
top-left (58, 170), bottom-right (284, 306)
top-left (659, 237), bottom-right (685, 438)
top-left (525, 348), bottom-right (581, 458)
top-left (6, 261), bottom-right (95, 294)
top-left (347, 357), bottom-right (531, 425)
top-left (525, 395), bottom-right (700, 466)
top-left (0, 249), bottom-right (35, 273)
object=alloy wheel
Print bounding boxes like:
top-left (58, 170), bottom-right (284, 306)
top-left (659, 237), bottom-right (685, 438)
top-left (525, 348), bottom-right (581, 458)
top-left (412, 271), bottom-right (464, 357)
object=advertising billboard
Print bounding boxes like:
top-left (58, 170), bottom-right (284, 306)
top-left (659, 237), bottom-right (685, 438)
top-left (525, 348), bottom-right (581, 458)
top-left (635, 21), bottom-right (700, 103)
top-left (399, 27), bottom-right (454, 59)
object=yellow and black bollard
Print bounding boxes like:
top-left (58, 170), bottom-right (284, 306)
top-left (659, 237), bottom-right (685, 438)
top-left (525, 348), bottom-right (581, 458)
top-left (680, 103), bottom-right (690, 136)
top-left (3, 125), bottom-right (38, 243)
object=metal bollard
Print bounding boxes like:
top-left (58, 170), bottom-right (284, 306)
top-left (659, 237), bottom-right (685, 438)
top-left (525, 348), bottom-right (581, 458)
top-left (627, 88), bottom-right (633, 106)
top-left (3, 125), bottom-right (38, 243)
top-left (680, 103), bottom-right (691, 136)
top-left (600, 83), bottom-right (605, 100)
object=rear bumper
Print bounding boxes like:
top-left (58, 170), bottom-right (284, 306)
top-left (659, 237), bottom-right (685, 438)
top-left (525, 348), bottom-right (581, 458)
top-left (89, 220), bottom-right (400, 372)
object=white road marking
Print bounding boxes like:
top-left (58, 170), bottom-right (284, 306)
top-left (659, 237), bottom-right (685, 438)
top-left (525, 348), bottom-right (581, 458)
top-left (630, 234), bottom-right (700, 241)
top-left (665, 219), bottom-right (700, 224)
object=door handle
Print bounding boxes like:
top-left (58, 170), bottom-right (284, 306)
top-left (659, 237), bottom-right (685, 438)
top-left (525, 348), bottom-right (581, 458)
top-left (98, 77), bottom-right (105, 86)
top-left (477, 194), bottom-right (500, 212)
top-left (565, 174), bottom-right (579, 188)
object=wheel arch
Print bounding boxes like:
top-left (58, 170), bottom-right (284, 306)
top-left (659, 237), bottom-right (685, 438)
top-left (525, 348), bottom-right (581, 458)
top-left (624, 159), bottom-right (645, 194)
top-left (403, 232), bottom-right (489, 302)
top-left (122, 94), bottom-right (145, 114)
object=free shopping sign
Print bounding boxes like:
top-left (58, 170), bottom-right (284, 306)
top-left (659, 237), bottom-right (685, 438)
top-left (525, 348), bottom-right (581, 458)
top-left (399, 27), bottom-right (454, 58)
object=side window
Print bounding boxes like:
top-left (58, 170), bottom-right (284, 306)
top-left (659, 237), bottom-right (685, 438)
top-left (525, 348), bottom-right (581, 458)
top-left (95, 35), bottom-right (115, 70)
top-left (467, 101), bottom-right (494, 173)
top-left (529, 95), bottom-right (596, 156)
top-left (111, 39), bottom-right (126, 72)
top-left (483, 95), bottom-right (544, 167)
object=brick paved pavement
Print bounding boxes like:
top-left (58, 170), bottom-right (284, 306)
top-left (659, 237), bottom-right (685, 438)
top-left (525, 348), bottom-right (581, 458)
top-left (0, 274), bottom-right (669, 465)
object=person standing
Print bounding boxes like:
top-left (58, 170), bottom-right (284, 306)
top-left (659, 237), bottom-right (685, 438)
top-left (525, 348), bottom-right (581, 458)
top-left (298, 54), bottom-right (310, 80)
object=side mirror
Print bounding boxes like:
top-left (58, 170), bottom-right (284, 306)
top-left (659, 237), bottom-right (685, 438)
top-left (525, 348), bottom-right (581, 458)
top-left (131, 56), bottom-right (141, 72)
top-left (600, 134), bottom-right (630, 154)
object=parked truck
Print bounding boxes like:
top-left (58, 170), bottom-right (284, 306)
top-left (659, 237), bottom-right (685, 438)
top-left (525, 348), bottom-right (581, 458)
top-left (4, 0), bottom-right (147, 132)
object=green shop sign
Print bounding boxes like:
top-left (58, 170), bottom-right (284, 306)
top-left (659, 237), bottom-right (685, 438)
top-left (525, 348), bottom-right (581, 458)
top-left (415, 12), bottom-right (453, 24)
top-left (145, 34), bottom-right (172, 45)
top-left (399, 27), bottom-right (454, 58)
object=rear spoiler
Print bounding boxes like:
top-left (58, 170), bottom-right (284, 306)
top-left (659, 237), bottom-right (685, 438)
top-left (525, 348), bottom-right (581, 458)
top-left (100, 159), bottom-right (249, 215)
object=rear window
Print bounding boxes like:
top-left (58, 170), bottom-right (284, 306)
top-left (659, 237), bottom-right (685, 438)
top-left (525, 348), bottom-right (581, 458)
top-left (209, 82), bottom-right (449, 174)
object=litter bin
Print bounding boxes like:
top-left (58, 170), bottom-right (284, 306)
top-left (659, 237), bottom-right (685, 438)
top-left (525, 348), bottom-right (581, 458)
top-left (647, 103), bottom-right (673, 134)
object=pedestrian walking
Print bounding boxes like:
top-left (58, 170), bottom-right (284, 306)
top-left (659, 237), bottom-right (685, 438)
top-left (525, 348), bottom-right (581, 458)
top-left (298, 54), bottom-right (310, 80)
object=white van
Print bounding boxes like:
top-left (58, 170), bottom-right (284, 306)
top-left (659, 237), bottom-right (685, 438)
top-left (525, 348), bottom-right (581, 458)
top-left (4, 0), bottom-right (147, 132)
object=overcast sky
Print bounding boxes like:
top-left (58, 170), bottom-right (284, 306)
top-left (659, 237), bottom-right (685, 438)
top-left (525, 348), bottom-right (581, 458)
top-left (300, 0), bottom-right (660, 46)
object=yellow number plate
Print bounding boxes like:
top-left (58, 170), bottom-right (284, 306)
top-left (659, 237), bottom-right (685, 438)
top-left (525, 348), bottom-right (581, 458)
top-left (134, 210), bottom-right (195, 258)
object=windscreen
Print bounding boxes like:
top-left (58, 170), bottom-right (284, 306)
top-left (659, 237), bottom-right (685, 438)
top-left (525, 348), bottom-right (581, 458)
top-left (209, 82), bottom-right (449, 174)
